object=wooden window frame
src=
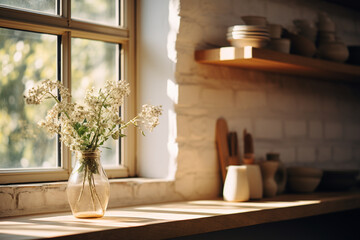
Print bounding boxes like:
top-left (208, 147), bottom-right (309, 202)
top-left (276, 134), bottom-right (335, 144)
top-left (0, 0), bottom-right (136, 184)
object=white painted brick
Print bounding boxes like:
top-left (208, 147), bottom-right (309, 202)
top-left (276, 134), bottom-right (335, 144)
top-left (297, 147), bottom-right (316, 163)
top-left (177, 18), bottom-right (203, 46)
top-left (196, 147), bottom-right (219, 172)
top-left (178, 85), bottom-right (201, 106)
top-left (297, 95), bottom-right (321, 113)
top-left (344, 124), bottom-right (360, 141)
top-left (284, 120), bottom-right (306, 138)
top-left (44, 186), bottom-right (68, 208)
top-left (277, 147), bottom-right (296, 164)
top-left (268, 92), bottom-right (297, 114)
top-left (189, 117), bottom-right (215, 141)
top-left (0, 189), bottom-right (15, 213)
top-left (135, 181), bottom-right (169, 203)
top-left (179, 0), bottom-right (200, 18)
top-left (235, 91), bottom-right (267, 110)
top-left (255, 147), bottom-right (268, 161)
top-left (109, 183), bottom-right (134, 206)
top-left (254, 119), bottom-right (282, 140)
top-left (317, 147), bottom-right (332, 162)
top-left (309, 120), bottom-right (323, 139)
top-left (321, 97), bottom-right (339, 114)
top-left (176, 47), bottom-right (196, 74)
top-left (202, 25), bottom-right (229, 47)
top-left (324, 122), bottom-right (343, 140)
top-left (176, 148), bottom-right (199, 173)
top-left (333, 146), bottom-right (352, 162)
top-left (176, 115), bottom-right (191, 140)
top-left (201, 88), bottom-right (233, 107)
top-left (201, 117), bottom-right (217, 140)
top-left (233, 0), bottom-right (267, 18)
top-left (174, 172), bottom-right (196, 198)
top-left (228, 118), bottom-right (253, 135)
top-left (200, 0), bottom-right (233, 15)
top-left (194, 173), bottom-right (221, 198)
top-left (18, 189), bottom-right (45, 210)
top-left (256, 147), bottom-right (296, 163)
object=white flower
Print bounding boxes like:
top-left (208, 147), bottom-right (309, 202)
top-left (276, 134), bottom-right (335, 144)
top-left (25, 79), bottom-right (162, 152)
top-left (138, 104), bottom-right (163, 131)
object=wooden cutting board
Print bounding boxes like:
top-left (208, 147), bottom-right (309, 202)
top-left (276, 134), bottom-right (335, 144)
top-left (216, 118), bottom-right (229, 184)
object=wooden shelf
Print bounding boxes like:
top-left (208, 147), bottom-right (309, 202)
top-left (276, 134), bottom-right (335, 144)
top-left (195, 47), bottom-right (360, 82)
top-left (1, 191), bottom-right (360, 239)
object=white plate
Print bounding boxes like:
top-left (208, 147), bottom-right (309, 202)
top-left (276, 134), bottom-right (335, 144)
top-left (228, 38), bottom-right (269, 48)
top-left (228, 25), bottom-right (268, 31)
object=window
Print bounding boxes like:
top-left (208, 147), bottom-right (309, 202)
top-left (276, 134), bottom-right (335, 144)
top-left (0, 0), bottom-right (135, 184)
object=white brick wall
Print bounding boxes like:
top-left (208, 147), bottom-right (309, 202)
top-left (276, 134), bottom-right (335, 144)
top-left (173, 0), bottom-right (360, 197)
top-left (254, 119), bottom-right (283, 140)
top-left (325, 122), bottom-right (343, 140)
top-left (284, 120), bottom-right (307, 138)
top-left (309, 120), bottom-right (323, 139)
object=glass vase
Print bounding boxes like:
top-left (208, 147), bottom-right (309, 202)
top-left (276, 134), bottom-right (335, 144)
top-left (67, 149), bottom-right (110, 218)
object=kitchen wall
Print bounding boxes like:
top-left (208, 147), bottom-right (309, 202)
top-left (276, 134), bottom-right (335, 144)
top-left (138, 0), bottom-right (360, 198)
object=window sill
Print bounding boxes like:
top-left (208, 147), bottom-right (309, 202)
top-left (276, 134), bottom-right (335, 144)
top-left (1, 190), bottom-right (360, 239)
top-left (0, 178), bottom-right (181, 218)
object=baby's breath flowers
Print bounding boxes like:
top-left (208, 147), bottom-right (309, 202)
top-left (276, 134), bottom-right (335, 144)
top-left (25, 79), bottom-right (162, 217)
top-left (24, 79), bottom-right (162, 152)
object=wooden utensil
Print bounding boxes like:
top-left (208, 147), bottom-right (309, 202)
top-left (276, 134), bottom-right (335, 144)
top-left (243, 129), bottom-right (255, 164)
top-left (228, 132), bottom-right (240, 166)
top-left (216, 118), bottom-right (229, 184)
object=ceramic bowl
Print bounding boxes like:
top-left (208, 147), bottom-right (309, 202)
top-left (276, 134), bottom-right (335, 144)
top-left (241, 16), bottom-right (267, 26)
top-left (287, 176), bottom-right (322, 193)
top-left (318, 41), bottom-right (349, 62)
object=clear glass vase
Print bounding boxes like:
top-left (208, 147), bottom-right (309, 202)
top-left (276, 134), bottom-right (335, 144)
top-left (67, 149), bottom-right (110, 218)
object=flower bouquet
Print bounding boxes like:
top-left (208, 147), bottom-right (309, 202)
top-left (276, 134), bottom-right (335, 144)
top-left (24, 79), bottom-right (162, 218)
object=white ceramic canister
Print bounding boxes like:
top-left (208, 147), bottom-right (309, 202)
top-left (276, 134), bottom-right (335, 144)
top-left (223, 165), bottom-right (250, 202)
top-left (244, 164), bottom-right (263, 199)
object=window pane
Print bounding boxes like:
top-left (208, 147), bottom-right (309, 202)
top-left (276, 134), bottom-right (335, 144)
top-left (71, 0), bottom-right (118, 26)
top-left (0, 0), bottom-right (57, 15)
top-left (0, 28), bottom-right (58, 169)
top-left (71, 38), bottom-right (119, 166)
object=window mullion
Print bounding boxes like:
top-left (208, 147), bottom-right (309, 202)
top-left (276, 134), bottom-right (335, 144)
top-left (61, 0), bottom-right (71, 21)
top-left (61, 31), bottom-right (72, 174)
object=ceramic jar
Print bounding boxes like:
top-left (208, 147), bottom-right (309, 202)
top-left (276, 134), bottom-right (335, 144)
top-left (260, 161), bottom-right (279, 198)
top-left (223, 165), bottom-right (250, 202)
top-left (245, 164), bottom-right (263, 199)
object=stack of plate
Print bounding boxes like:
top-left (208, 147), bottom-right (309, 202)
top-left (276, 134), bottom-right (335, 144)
top-left (227, 25), bottom-right (270, 48)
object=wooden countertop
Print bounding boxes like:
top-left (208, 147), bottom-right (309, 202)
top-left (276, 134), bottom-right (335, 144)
top-left (1, 191), bottom-right (360, 240)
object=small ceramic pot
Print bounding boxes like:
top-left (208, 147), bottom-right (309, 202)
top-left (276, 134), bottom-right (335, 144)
top-left (260, 161), bottom-right (279, 197)
top-left (223, 165), bottom-right (250, 202)
top-left (293, 19), bottom-right (317, 42)
top-left (268, 24), bottom-right (282, 39)
top-left (267, 38), bottom-right (291, 53)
